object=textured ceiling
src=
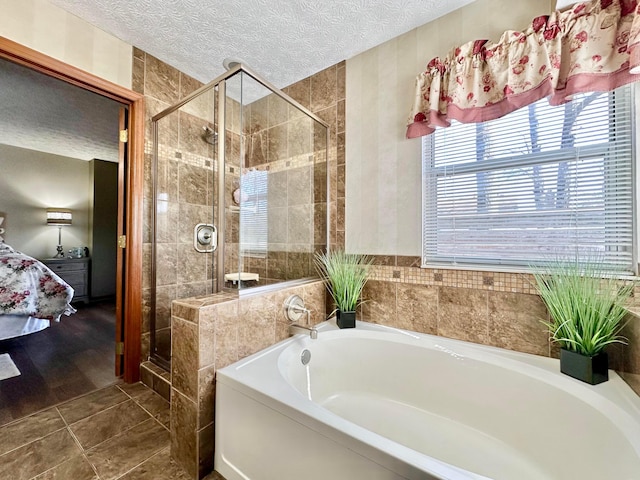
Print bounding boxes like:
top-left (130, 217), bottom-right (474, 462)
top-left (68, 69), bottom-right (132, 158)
top-left (0, 58), bottom-right (121, 162)
top-left (1, 0), bottom-right (478, 162)
top-left (48, 0), bottom-right (477, 88)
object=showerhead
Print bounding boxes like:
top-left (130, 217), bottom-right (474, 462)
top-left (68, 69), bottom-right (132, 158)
top-left (202, 125), bottom-right (218, 145)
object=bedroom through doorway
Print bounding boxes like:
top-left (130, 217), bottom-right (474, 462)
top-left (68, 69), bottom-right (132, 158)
top-left (0, 55), bottom-right (123, 425)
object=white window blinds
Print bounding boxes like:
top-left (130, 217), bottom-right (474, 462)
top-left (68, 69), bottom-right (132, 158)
top-left (422, 85), bottom-right (635, 274)
top-left (240, 169), bottom-right (268, 256)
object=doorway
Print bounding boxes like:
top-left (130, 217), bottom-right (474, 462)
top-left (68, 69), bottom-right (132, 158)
top-left (0, 37), bottom-right (143, 399)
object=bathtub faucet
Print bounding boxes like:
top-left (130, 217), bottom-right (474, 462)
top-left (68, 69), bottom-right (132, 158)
top-left (284, 295), bottom-right (318, 339)
top-left (289, 322), bottom-right (318, 340)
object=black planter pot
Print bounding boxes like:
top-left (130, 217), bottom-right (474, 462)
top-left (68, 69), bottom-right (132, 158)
top-left (560, 348), bottom-right (608, 385)
top-left (336, 310), bottom-right (356, 329)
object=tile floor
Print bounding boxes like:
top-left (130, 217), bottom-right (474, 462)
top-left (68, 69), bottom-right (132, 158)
top-left (0, 382), bottom-right (225, 480)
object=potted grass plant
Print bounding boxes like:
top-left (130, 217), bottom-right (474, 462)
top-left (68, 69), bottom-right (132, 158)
top-left (314, 249), bottom-right (373, 329)
top-left (532, 256), bottom-right (635, 385)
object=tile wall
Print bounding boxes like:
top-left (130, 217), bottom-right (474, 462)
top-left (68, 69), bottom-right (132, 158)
top-left (284, 62), bottom-right (345, 250)
top-left (359, 255), bottom-right (640, 396)
top-left (169, 281), bottom-right (325, 479)
top-left (224, 76), bottom-right (331, 286)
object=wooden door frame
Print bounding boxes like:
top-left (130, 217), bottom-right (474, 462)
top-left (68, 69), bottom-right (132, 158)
top-left (0, 36), bottom-right (144, 383)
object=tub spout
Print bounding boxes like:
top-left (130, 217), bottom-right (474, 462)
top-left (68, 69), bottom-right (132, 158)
top-left (289, 323), bottom-right (318, 339)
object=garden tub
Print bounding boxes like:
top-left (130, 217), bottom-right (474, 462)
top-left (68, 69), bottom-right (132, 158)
top-left (214, 321), bottom-right (640, 479)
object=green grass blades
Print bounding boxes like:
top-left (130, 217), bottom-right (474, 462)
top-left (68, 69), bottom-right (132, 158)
top-left (314, 250), bottom-right (373, 312)
top-left (532, 256), bottom-right (634, 356)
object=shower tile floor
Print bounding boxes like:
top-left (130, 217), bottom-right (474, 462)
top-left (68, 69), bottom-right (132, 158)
top-left (0, 382), bottom-right (226, 480)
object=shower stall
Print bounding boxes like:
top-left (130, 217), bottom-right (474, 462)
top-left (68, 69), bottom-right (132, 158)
top-left (149, 65), bottom-right (329, 369)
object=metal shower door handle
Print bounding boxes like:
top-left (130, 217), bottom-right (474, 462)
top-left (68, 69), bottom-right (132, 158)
top-left (194, 223), bottom-right (217, 253)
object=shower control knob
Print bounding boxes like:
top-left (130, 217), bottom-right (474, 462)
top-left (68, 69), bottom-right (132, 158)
top-left (194, 223), bottom-right (217, 253)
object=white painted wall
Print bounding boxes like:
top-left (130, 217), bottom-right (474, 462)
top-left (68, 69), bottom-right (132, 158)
top-left (0, 144), bottom-right (91, 259)
top-left (346, 0), bottom-right (554, 255)
top-left (0, 0), bottom-right (132, 88)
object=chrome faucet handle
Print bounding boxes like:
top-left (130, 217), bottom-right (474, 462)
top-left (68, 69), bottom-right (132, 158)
top-left (284, 294), bottom-right (309, 323)
top-left (284, 294), bottom-right (317, 339)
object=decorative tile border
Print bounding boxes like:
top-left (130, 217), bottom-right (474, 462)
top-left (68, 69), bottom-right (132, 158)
top-left (367, 264), bottom-right (538, 295)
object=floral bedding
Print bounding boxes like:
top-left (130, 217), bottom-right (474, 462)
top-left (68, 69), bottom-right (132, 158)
top-left (0, 243), bottom-right (75, 320)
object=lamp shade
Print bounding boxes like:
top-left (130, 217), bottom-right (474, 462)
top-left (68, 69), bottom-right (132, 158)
top-left (46, 208), bottom-right (72, 225)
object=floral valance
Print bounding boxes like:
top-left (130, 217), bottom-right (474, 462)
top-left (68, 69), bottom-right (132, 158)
top-left (406, 0), bottom-right (640, 138)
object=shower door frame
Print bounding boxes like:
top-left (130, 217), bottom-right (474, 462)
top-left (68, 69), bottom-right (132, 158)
top-left (0, 36), bottom-right (145, 383)
top-left (152, 63), bottom-right (330, 289)
top-left (150, 64), bottom-right (330, 367)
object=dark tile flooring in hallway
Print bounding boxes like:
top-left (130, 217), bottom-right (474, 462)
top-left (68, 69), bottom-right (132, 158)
top-left (0, 382), bottom-right (224, 480)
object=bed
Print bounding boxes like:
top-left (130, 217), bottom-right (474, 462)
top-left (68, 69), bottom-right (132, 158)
top-left (0, 244), bottom-right (75, 340)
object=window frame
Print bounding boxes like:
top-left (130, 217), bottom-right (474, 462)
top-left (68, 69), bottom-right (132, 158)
top-left (421, 85), bottom-right (639, 276)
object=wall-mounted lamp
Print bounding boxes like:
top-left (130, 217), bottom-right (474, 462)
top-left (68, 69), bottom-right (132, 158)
top-left (46, 208), bottom-right (72, 258)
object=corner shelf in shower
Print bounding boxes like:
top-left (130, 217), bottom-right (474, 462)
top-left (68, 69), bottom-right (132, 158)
top-left (224, 272), bottom-right (260, 284)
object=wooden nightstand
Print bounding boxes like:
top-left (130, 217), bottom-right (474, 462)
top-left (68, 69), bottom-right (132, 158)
top-left (42, 257), bottom-right (90, 304)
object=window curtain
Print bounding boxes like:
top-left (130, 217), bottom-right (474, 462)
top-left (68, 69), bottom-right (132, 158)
top-left (406, 0), bottom-right (640, 139)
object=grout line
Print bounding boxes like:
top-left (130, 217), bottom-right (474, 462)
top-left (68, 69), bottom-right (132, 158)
top-left (63, 395), bottom-right (132, 428)
top-left (79, 408), bottom-right (156, 453)
top-left (59, 413), bottom-right (101, 480)
top-left (110, 444), bottom-right (170, 480)
top-left (8, 423), bottom-right (93, 480)
top-left (0, 423), bottom-right (68, 459)
top-left (115, 382), bottom-right (149, 400)
top-left (128, 392), bottom-right (171, 432)
top-left (0, 379), bottom-right (120, 430)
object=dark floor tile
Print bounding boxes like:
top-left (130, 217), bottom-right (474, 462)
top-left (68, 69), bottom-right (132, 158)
top-left (118, 447), bottom-right (191, 480)
top-left (57, 385), bottom-right (128, 424)
top-left (0, 408), bottom-right (65, 456)
top-left (133, 389), bottom-right (171, 428)
top-left (32, 454), bottom-right (98, 480)
top-left (86, 418), bottom-right (169, 480)
top-left (69, 399), bottom-right (152, 450)
top-left (0, 428), bottom-right (82, 480)
top-left (118, 382), bottom-right (151, 399)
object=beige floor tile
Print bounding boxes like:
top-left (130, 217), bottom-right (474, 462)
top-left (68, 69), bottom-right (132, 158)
top-left (118, 447), bottom-right (191, 480)
top-left (0, 429), bottom-right (82, 480)
top-left (0, 408), bottom-right (65, 456)
top-left (118, 382), bottom-right (151, 399)
top-left (133, 389), bottom-right (171, 428)
top-left (86, 418), bottom-right (169, 480)
top-left (69, 399), bottom-right (152, 450)
top-left (57, 385), bottom-right (128, 424)
top-left (31, 454), bottom-right (98, 480)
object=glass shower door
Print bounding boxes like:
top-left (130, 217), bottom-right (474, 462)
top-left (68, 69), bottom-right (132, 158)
top-left (150, 85), bottom-right (218, 368)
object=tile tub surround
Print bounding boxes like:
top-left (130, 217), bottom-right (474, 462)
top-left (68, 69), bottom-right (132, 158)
top-left (0, 382), bottom-right (229, 480)
top-left (360, 256), bottom-right (640, 397)
top-left (170, 280), bottom-right (326, 479)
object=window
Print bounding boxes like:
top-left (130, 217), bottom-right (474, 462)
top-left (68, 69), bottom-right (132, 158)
top-left (422, 85), bottom-right (635, 274)
top-left (240, 169), bottom-right (268, 256)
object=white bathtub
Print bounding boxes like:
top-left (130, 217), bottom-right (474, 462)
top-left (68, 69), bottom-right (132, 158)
top-left (214, 321), bottom-right (640, 480)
